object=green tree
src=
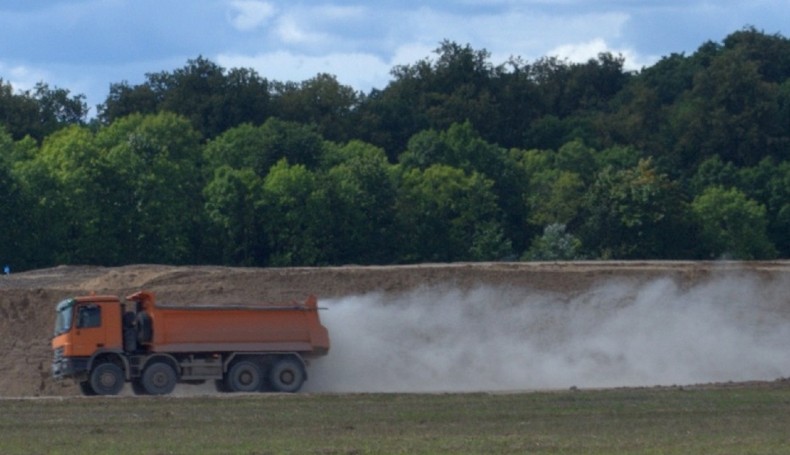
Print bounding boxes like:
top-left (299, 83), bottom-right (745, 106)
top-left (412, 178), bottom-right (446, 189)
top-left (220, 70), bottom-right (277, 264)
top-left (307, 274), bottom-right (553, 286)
top-left (98, 81), bottom-right (159, 122)
top-left (580, 159), bottom-right (690, 259)
top-left (273, 73), bottom-right (360, 143)
top-left (204, 118), bottom-right (326, 177)
top-left (395, 164), bottom-right (510, 262)
top-left (554, 139), bottom-right (598, 182)
top-left (737, 158), bottom-right (790, 256)
top-left (526, 169), bottom-right (585, 228)
top-left (250, 118), bottom-right (326, 173)
top-left (0, 80), bottom-right (87, 142)
top-left (399, 122), bottom-right (506, 176)
top-left (0, 129), bottom-right (33, 268)
top-left (99, 57), bottom-right (271, 139)
top-left (691, 186), bottom-right (776, 259)
top-left (689, 155), bottom-right (739, 196)
top-left (672, 47), bottom-right (781, 168)
top-left (400, 122), bottom-right (527, 251)
top-left (323, 141), bottom-right (398, 264)
top-left (526, 52), bottom-right (629, 122)
top-left (357, 41), bottom-right (500, 156)
top-left (203, 123), bottom-right (265, 172)
top-left (723, 27), bottom-right (790, 83)
top-left (203, 166), bottom-right (265, 265)
top-left (595, 145), bottom-right (643, 170)
top-left (513, 146), bottom-right (589, 248)
top-left (33, 83), bottom-right (89, 131)
top-left (0, 79), bottom-right (38, 141)
top-left (523, 223), bottom-right (582, 261)
top-left (94, 112), bottom-right (205, 264)
top-left (488, 57), bottom-right (543, 147)
top-left (14, 125), bottom-right (105, 264)
top-left (261, 160), bottom-right (330, 266)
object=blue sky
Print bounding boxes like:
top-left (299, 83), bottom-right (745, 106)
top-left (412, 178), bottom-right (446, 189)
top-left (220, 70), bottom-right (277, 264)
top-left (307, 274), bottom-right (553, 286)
top-left (1, 0), bottom-right (788, 115)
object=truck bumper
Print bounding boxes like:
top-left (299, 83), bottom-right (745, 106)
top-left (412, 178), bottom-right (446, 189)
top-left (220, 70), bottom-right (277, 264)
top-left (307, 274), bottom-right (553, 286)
top-left (51, 353), bottom-right (89, 381)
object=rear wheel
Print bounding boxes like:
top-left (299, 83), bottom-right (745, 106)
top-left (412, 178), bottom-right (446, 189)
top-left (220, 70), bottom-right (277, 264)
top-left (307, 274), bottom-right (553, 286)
top-left (141, 362), bottom-right (177, 395)
top-left (269, 357), bottom-right (305, 393)
top-left (227, 360), bottom-right (263, 392)
top-left (89, 363), bottom-right (125, 396)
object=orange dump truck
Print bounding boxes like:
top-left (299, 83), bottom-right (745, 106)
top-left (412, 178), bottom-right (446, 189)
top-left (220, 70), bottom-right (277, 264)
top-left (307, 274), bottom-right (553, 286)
top-left (51, 290), bottom-right (329, 396)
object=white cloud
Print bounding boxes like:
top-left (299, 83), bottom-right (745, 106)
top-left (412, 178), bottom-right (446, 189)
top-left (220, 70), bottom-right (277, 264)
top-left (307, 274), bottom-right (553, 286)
top-left (217, 51), bottom-right (393, 92)
top-left (216, 4), bottom-right (655, 93)
top-left (384, 7), bottom-right (662, 71)
top-left (0, 61), bottom-right (48, 93)
top-left (228, 0), bottom-right (276, 31)
top-left (275, 15), bottom-right (329, 45)
top-left (387, 7), bottom-right (632, 62)
top-left (270, 6), bottom-right (366, 48)
top-left (548, 38), bottom-right (658, 71)
top-left (549, 38), bottom-right (610, 62)
top-left (390, 43), bottom-right (436, 67)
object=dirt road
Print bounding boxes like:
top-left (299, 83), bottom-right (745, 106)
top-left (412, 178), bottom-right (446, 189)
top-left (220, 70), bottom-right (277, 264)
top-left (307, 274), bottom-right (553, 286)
top-left (2, 261), bottom-right (788, 396)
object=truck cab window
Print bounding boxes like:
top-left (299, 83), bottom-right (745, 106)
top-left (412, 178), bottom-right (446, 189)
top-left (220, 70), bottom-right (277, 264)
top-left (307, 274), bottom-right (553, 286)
top-left (77, 305), bottom-right (101, 328)
top-left (53, 299), bottom-right (75, 336)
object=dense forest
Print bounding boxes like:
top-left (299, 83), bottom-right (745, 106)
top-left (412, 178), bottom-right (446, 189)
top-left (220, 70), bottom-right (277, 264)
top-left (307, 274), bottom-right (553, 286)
top-left (1, 27), bottom-right (789, 270)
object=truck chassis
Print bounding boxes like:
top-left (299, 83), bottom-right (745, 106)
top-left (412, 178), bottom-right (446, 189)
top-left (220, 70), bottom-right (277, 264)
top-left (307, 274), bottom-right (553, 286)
top-left (61, 349), bottom-right (308, 395)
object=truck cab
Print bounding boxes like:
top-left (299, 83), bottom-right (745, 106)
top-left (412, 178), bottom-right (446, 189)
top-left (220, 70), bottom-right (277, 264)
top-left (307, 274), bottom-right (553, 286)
top-left (51, 295), bottom-right (125, 383)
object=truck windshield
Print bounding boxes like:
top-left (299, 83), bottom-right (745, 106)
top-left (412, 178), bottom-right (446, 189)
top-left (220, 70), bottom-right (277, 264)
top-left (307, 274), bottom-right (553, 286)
top-left (54, 298), bottom-right (75, 336)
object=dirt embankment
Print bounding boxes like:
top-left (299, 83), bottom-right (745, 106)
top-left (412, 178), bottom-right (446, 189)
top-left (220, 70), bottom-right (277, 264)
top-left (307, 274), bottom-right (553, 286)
top-left (1, 261), bottom-right (788, 397)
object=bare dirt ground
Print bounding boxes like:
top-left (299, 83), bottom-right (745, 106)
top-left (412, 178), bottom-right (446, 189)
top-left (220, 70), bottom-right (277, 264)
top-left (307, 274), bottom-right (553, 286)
top-left (1, 261), bottom-right (788, 397)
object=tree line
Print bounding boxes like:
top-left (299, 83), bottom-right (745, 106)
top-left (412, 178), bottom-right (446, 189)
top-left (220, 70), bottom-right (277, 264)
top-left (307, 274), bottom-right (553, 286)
top-left (1, 27), bottom-right (789, 270)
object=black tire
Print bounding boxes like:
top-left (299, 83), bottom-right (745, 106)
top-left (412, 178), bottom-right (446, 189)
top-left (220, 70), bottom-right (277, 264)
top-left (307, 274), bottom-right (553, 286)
top-left (131, 380), bottom-right (148, 396)
top-left (214, 379), bottom-right (231, 393)
top-left (141, 362), bottom-right (177, 395)
top-left (89, 363), bottom-right (125, 396)
top-left (269, 357), bottom-right (305, 393)
top-left (79, 380), bottom-right (97, 396)
top-left (227, 360), bottom-right (263, 392)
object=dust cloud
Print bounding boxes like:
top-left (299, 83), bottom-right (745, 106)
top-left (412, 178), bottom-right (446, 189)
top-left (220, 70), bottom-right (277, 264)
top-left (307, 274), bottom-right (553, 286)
top-left (305, 276), bottom-right (790, 392)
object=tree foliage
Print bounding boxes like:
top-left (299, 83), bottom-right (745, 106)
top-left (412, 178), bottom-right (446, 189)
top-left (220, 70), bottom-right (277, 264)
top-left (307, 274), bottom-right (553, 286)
top-left (1, 27), bottom-right (790, 269)
top-left (691, 186), bottom-right (776, 259)
top-left (261, 160), bottom-right (329, 266)
top-left (395, 164), bottom-right (510, 262)
top-left (0, 80), bottom-right (87, 142)
top-left (523, 224), bottom-right (582, 261)
top-left (580, 159), bottom-right (690, 259)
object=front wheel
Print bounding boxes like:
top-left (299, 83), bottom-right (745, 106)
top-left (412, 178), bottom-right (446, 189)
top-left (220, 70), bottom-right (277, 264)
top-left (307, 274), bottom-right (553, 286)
top-left (78, 381), bottom-right (97, 396)
top-left (269, 357), bottom-right (305, 393)
top-left (141, 362), bottom-right (177, 395)
top-left (89, 363), bottom-right (125, 396)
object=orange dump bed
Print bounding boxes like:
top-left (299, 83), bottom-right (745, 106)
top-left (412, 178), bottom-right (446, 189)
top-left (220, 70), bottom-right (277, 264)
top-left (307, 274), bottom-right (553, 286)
top-left (129, 292), bottom-right (329, 357)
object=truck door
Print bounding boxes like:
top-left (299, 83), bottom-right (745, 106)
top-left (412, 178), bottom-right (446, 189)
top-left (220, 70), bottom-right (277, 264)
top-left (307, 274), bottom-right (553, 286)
top-left (71, 304), bottom-right (107, 357)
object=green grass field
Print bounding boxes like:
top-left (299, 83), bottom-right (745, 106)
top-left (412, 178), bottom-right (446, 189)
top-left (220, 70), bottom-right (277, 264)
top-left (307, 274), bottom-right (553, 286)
top-left (2, 385), bottom-right (790, 454)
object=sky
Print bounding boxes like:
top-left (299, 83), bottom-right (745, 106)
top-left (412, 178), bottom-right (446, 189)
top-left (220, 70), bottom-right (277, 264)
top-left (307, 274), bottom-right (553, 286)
top-left (0, 0), bottom-right (788, 116)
